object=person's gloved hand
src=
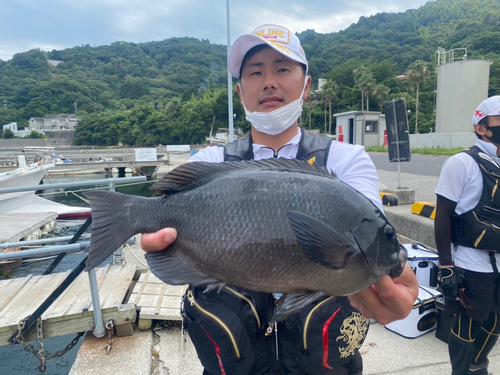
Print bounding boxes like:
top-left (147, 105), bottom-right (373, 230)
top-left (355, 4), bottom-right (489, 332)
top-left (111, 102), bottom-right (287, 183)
top-left (438, 265), bottom-right (459, 300)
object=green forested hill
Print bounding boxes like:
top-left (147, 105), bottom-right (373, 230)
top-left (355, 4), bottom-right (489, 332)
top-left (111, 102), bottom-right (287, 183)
top-left (300, 0), bottom-right (500, 83)
top-left (0, 0), bottom-right (499, 145)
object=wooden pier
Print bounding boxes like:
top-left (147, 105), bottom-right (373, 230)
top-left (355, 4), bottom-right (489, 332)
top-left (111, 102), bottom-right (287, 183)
top-left (0, 212), bottom-right (57, 244)
top-left (130, 271), bottom-right (185, 329)
top-left (0, 264), bottom-right (140, 346)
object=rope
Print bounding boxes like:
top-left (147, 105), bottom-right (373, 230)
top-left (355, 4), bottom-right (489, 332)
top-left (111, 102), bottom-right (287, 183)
top-left (68, 191), bottom-right (89, 204)
top-left (150, 163), bottom-right (165, 179)
top-left (124, 243), bottom-right (149, 269)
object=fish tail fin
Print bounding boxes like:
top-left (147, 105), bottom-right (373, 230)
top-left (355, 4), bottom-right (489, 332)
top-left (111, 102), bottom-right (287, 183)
top-left (84, 190), bottom-right (142, 271)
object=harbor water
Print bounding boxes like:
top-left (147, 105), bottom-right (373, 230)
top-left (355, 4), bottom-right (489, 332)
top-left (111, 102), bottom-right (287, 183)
top-left (0, 171), bottom-right (156, 374)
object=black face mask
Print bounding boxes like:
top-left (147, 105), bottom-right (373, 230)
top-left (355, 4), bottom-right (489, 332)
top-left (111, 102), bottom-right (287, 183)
top-left (484, 126), bottom-right (500, 144)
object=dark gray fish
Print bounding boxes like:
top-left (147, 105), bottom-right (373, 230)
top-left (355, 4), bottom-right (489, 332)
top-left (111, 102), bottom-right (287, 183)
top-left (85, 158), bottom-right (406, 322)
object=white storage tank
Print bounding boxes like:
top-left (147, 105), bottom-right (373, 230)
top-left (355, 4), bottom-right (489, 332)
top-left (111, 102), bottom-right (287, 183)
top-left (435, 58), bottom-right (491, 133)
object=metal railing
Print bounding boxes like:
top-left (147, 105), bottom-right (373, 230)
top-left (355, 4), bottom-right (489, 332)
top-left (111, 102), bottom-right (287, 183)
top-left (1, 147), bottom-right (168, 166)
top-left (2, 175), bottom-right (147, 339)
top-left (0, 176), bottom-right (146, 195)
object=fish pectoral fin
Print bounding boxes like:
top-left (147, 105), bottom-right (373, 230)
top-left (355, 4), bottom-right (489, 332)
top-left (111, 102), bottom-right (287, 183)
top-left (270, 291), bottom-right (325, 324)
top-left (146, 251), bottom-right (219, 287)
top-left (287, 211), bottom-right (357, 269)
top-left (203, 282), bottom-right (227, 294)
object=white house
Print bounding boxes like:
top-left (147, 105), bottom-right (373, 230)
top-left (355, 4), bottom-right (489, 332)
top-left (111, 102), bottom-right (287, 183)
top-left (29, 114), bottom-right (80, 132)
top-left (333, 111), bottom-right (386, 147)
top-left (2, 122), bottom-right (31, 138)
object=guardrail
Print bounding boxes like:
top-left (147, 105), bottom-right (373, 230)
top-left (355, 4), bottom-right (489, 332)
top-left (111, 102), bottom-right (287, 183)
top-left (0, 176), bottom-right (146, 195)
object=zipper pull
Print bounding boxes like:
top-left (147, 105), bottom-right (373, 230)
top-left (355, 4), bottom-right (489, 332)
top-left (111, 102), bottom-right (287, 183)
top-left (187, 290), bottom-right (195, 306)
top-left (265, 323), bottom-right (274, 336)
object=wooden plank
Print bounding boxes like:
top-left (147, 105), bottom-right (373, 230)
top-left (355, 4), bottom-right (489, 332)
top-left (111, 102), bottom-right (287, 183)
top-left (43, 265), bottom-right (136, 322)
top-left (140, 307), bottom-right (181, 321)
top-left (1, 304), bottom-right (136, 346)
top-left (95, 265), bottom-right (137, 309)
top-left (132, 271), bottom-right (150, 300)
top-left (43, 267), bottom-right (108, 319)
top-left (0, 275), bottom-right (33, 312)
top-left (0, 212), bottom-right (57, 243)
top-left (0, 271), bottom-right (70, 331)
top-left (132, 281), bottom-right (183, 298)
top-left (131, 271), bottom-right (185, 323)
top-left (0, 265), bottom-right (138, 346)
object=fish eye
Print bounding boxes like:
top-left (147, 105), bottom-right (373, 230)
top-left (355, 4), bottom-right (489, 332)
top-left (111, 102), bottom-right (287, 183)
top-left (384, 225), bottom-right (395, 239)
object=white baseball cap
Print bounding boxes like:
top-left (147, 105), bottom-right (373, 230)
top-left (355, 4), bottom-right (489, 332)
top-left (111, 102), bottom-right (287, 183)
top-left (472, 95), bottom-right (500, 126)
top-left (228, 24), bottom-right (308, 79)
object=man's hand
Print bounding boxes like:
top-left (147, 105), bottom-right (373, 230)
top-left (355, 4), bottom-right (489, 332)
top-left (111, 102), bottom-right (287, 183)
top-left (141, 228), bottom-right (177, 253)
top-left (437, 265), bottom-right (459, 300)
top-left (348, 264), bottom-right (418, 325)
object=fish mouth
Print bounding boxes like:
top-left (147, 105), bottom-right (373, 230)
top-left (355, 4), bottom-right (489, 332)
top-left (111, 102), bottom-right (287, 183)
top-left (352, 231), bottom-right (407, 279)
top-left (388, 244), bottom-right (408, 278)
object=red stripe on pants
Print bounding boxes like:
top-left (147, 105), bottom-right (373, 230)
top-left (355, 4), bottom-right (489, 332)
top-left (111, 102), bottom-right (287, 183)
top-left (322, 307), bottom-right (342, 369)
top-left (200, 323), bottom-right (226, 375)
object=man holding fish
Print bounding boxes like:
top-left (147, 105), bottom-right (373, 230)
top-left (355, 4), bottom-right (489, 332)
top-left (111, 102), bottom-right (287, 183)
top-left (136, 24), bottom-right (418, 375)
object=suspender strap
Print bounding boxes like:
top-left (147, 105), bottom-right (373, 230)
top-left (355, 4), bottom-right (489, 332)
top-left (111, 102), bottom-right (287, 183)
top-left (224, 132), bottom-right (254, 162)
top-left (295, 128), bottom-right (333, 166)
top-left (224, 127), bottom-right (333, 166)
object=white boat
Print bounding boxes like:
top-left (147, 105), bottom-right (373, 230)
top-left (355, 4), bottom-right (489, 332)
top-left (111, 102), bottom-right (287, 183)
top-left (206, 127), bottom-right (243, 145)
top-left (0, 162), bottom-right (91, 220)
top-left (0, 163), bottom-right (54, 202)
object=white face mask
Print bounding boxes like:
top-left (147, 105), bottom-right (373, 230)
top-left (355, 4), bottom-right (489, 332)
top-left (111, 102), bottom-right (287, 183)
top-left (241, 76), bottom-right (308, 136)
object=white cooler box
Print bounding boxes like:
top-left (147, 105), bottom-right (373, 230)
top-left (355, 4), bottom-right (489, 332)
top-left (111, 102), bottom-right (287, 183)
top-left (403, 243), bottom-right (439, 288)
top-left (385, 286), bottom-right (441, 338)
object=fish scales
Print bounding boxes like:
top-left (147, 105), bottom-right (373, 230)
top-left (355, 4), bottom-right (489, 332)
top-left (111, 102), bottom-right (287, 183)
top-left (157, 171), bottom-right (359, 292)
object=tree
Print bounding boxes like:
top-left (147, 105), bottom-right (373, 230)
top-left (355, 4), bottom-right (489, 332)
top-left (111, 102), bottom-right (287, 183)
top-left (353, 66), bottom-right (368, 110)
top-left (353, 66), bottom-right (375, 111)
top-left (361, 74), bottom-right (376, 111)
top-left (372, 84), bottom-right (391, 110)
top-left (3, 128), bottom-right (14, 139)
top-left (27, 130), bottom-right (45, 139)
top-left (320, 80), bottom-right (339, 134)
top-left (407, 60), bottom-right (430, 134)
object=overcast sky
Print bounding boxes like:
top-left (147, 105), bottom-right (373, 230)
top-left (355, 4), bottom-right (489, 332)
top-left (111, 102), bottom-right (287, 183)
top-left (1, 0), bottom-right (430, 61)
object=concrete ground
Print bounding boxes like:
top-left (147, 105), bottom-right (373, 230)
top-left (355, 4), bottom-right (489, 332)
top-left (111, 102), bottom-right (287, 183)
top-left (70, 150), bottom-right (500, 374)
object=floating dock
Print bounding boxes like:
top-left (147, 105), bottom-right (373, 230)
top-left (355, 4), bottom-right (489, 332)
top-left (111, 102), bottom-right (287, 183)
top-left (0, 212), bottom-right (56, 244)
top-left (0, 264), bottom-right (139, 346)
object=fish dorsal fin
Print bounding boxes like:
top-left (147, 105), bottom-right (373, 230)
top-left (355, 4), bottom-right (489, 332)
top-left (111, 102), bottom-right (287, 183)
top-left (150, 158), bottom-right (334, 195)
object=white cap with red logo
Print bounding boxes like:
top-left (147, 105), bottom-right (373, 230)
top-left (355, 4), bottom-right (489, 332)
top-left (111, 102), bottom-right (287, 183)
top-left (228, 24), bottom-right (307, 79)
top-left (472, 95), bottom-right (500, 126)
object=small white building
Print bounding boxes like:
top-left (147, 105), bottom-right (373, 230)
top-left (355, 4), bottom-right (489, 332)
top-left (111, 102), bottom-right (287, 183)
top-left (333, 111), bottom-right (386, 147)
top-left (29, 114), bottom-right (80, 132)
top-left (2, 122), bottom-right (31, 138)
